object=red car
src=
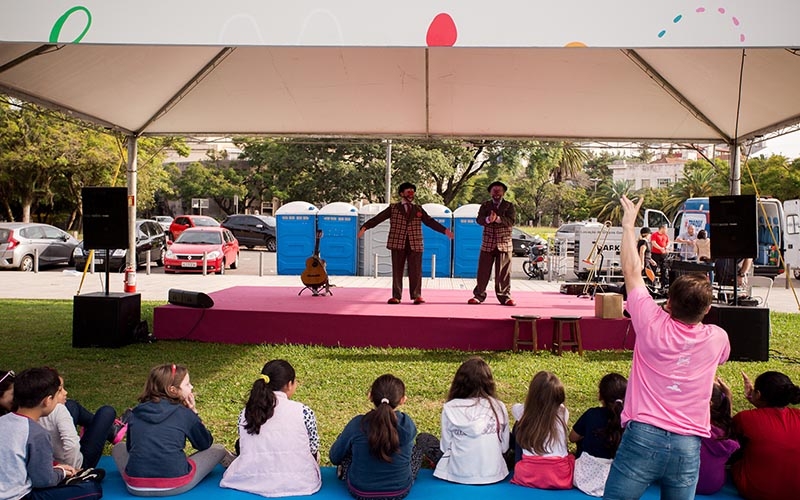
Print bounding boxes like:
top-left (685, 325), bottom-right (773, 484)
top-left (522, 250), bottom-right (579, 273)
top-left (167, 215), bottom-right (219, 241)
top-left (164, 227), bottom-right (239, 274)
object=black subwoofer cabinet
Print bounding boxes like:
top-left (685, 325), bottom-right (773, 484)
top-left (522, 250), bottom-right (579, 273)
top-left (703, 304), bottom-right (769, 362)
top-left (73, 292), bottom-right (141, 348)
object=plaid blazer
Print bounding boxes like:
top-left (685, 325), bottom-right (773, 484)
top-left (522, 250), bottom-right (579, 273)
top-left (361, 203), bottom-right (447, 252)
top-left (477, 199), bottom-right (516, 252)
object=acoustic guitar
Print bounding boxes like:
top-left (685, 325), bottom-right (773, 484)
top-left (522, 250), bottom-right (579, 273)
top-left (300, 229), bottom-right (329, 289)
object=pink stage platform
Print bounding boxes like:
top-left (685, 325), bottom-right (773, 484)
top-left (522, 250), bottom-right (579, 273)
top-left (153, 287), bottom-right (636, 351)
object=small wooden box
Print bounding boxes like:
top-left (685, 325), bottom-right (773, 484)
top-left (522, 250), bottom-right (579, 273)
top-left (595, 293), bottom-right (623, 319)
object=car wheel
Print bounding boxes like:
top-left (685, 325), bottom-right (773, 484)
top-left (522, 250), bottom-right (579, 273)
top-left (218, 260), bottom-right (225, 275)
top-left (794, 268), bottom-right (800, 280)
top-left (266, 237), bottom-right (276, 252)
top-left (231, 253), bottom-right (239, 269)
top-left (19, 254), bottom-right (34, 272)
top-left (156, 249), bottom-right (165, 267)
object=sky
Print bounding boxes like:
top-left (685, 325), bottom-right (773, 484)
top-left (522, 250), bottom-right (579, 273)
top-left (756, 131), bottom-right (800, 159)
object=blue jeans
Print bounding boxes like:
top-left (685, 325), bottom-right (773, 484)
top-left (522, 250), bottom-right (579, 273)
top-left (603, 421), bottom-right (700, 500)
top-left (65, 399), bottom-right (116, 468)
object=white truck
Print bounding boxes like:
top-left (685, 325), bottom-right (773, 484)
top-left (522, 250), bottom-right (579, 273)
top-left (571, 197), bottom-right (800, 280)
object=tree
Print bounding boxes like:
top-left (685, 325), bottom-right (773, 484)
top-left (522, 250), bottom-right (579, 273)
top-left (590, 179), bottom-right (636, 225)
top-left (544, 141), bottom-right (591, 185)
top-left (741, 155), bottom-right (800, 201)
top-left (666, 160), bottom-right (727, 213)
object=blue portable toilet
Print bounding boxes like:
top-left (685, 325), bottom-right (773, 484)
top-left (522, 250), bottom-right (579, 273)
top-left (275, 201), bottom-right (319, 275)
top-left (453, 204), bottom-right (482, 278)
top-left (358, 203), bottom-right (391, 277)
top-left (421, 203), bottom-right (452, 278)
top-left (317, 202), bottom-right (358, 276)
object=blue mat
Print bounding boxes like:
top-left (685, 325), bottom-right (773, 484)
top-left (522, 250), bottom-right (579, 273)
top-left (96, 457), bottom-right (741, 499)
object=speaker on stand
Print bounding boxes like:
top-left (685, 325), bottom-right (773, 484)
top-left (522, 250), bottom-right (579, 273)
top-left (74, 187), bottom-right (140, 348)
top-left (710, 195), bottom-right (758, 305)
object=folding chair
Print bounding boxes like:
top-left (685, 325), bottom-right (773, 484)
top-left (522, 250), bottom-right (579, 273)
top-left (747, 276), bottom-right (774, 307)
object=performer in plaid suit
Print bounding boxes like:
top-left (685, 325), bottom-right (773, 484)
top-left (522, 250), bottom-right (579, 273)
top-left (358, 182), bottom-right (453, 304)
top-left (468, 181), bottom-right (517, 306)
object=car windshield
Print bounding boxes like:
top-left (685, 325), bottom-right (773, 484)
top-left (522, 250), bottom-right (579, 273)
top-left (176, 231), bottom-right (222, 245)
top-left (193, 217), bottom-right (219, 227)
top-left (254, 215), bottom-right (276, 226)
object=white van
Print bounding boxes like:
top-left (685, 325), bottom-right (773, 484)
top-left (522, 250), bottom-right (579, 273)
top-left (784, 199), bottom-right (800, 279)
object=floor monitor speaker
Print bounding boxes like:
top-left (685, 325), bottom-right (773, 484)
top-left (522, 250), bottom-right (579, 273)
top-left (168, 289), bottom-right (214, 308)
top-left (82, 187), bottom-right (129, 250)
top-left (710, 195), bottom-right (757, 258)
top-left (703, 304), bottom-right (769, 361)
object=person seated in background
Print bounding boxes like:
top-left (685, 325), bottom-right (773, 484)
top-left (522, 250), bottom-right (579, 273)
top-left (714, 258), bottom-right (752, 288)
top-left (694, 230), bottom-right (711, 262)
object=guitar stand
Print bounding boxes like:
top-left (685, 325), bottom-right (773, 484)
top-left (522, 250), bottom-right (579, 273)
top-left (298, 282), bottom-right (333, 297)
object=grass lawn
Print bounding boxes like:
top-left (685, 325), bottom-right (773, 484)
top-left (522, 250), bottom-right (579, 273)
top-left (2, 299), bottom-right (799, 465)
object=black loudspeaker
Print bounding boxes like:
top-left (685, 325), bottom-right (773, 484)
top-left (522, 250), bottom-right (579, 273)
top-left (73, 292), bottom-right (141, 347)
top-left (168, 289), bottom-right (214, 308)
top-left (710, 195), bottom-right (757, 258)
top-left (82, 187), bottom-right (128, 250)
top-left (703, 304), bottom-right (769, 361)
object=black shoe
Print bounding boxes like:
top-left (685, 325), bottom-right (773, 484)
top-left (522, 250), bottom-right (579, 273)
top-left (65, 468), bottom-right (106, 485)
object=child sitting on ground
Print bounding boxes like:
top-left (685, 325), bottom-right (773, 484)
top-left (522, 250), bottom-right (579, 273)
top-left (569, 372), bottom-right (627, 497)
top-left (0, 367), bottom-right (103, 500)
top-left (696, 377), bottom-right (739, 495)
top-left (511, 370), bottom-right (573, 490)
top-left (432, 356), bottom-right (510, 485)
top-left (330, 374), bottom-right (426, 500)
top-left (40, 373), bottom-right (126, 469)
top-left (220, 359), bottom-right (322, 497)
top-left (731, 371), bottom-right (800, 500)
top-left (0, 369), bottom-right (14, 415)
top-left (112, 363), bottom-right (229, 497)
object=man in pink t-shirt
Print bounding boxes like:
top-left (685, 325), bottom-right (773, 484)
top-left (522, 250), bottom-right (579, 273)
top-left (603, 196), bottom-right (730, 500)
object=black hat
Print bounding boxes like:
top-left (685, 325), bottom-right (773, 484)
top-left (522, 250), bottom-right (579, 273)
top-left (487, 181), bottom-right (507, 192)
top-left (398, 182), bottom-right (416, 194)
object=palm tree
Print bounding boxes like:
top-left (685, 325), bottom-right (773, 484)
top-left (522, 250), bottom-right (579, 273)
top-left (666, 167), bottom-right (721, 213)
top-left (591, 180), bottom-right (636, 225)
top-left (546, 141), bottom-right (590, 184)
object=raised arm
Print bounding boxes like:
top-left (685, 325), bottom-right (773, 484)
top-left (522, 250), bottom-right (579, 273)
top-left (620, 196), bottom-right (646, 292)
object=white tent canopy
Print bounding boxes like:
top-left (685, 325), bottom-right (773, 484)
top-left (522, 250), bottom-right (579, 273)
top-left (2, 0), bottom-right (800, 266)
top-left (2, 0), bottom-right (800, 143)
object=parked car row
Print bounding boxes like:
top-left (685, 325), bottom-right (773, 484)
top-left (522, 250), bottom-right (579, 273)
top-left (73, 219), bottom-right (166, 272)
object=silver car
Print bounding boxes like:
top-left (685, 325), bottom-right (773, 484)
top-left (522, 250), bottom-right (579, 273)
top-left (0, 222), bottom-right (80, 271)
top-left (152, 216), bottom-right (173, 232)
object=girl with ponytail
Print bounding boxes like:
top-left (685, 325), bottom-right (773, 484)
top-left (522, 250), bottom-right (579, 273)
top-left (569, 373), bottom-right (627, 496)
top-left (330, 374), bottom-right (425, 500)
top-left (220, 360), bottom-right (321, 497)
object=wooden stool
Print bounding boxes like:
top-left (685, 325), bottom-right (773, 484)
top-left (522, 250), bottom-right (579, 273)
top-left (511, 315), bottom-right (540, 353)
top-left (551, 316), bottom-right (583, 356)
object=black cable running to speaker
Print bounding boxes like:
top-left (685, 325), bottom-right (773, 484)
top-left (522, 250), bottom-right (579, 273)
top-left (767, 349), bottom-right (800, 365)
top-left (174, 308), bottom-right (208, 341)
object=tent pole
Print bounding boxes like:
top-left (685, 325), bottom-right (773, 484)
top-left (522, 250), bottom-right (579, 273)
top-left (731, 141), bottom-right (741, 195)
top-left (127, 137), bottom-right (138, 270)
top-left (385, 139), bottom-right (392, 202)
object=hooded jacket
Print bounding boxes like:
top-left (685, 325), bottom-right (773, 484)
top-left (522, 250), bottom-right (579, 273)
top-left (433, 397), bottom-right (510, 484)
top-left (124, 399), bottom-right (213, 480)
